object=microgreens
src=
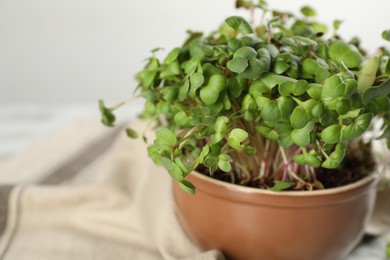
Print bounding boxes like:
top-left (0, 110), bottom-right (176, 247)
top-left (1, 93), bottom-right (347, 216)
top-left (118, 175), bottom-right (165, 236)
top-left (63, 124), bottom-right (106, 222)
top-left (100, 0), bottom-right (390, 194)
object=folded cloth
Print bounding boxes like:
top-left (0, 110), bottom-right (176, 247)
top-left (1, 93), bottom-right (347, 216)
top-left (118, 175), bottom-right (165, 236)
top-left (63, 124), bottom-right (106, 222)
top-left (0, 120), bottom-right (388, 260)
top-left (0, 120), bottom-right (224, 260)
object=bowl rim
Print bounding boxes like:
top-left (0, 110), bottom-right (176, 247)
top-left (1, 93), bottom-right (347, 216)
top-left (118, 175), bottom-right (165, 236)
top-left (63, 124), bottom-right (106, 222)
top-left (189, 170), bottom-right (379, 198)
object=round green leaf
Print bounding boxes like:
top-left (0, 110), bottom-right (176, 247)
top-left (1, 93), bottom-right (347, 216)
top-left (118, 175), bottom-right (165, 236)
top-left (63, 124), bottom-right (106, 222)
top-left (277, 96), bottom-right (295, 118)
top-left (307, 83), bottom-right (323, 100)
top-left (200, 74), bottom-right (226, 105)
top-left (156, 128), bottom-right (177, 147)
top-left (161, 87), bottom-right (178, 101)
top-left (218, 154), bottom-right (232, 172)
top-left (335, 99), bottom-right (349, 115)
top-left (228, 128), bottom-right (249, 151)
top-left (225, 16), bottom-right (254, 34)
top-left (382, 30), bottom-right (390, 41)
top-left (240, 58), bottom-right (265, 79)
top-left (125, 128), bottom-right (139, 139)
top-left (227, 57), bottom-right (249, 73)
top-left (262, 100), bottom-right (282, 122)
top-left (234, 46), bottom-right (257, 59)
top-left (292, 80), bottom-right (309, 96)
top-left (291, 123), bottom-right (313, 147)
top-left (300, 6), bottom-right (316, 17)
top-left (190, 72), bottom-right (205, 90)
top-left (174, 111), bottom-right (191, 127)
top-left (329, 40), bottom-right (362, 68)
top-left (312, 103), bottom-right (325, 118)
top-left (278, 81), bottom-right (293, 96)
top-left (321, 124), bottom-right (341, 144)
top-left (179, 180), bottom-right (196, 195)
top-left (290, 106), bottom-right (309, 129)
top-left (322, 75), bottom-right (345, 100)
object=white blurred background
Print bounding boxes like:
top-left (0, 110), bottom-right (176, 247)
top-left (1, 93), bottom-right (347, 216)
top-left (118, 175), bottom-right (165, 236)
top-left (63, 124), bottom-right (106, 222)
top-left (0, 0), bottom-right (389, 159)
top-left (0, 0), bottom-right (389, 104)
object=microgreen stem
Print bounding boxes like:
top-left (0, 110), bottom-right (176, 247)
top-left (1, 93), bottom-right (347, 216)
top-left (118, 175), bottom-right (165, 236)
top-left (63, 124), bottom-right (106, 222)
top-left (109, 95), bottom-right (141, 111)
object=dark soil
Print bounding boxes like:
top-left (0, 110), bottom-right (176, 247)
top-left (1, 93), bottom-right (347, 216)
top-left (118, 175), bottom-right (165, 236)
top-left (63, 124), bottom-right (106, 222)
top-left (197, 143), bottom-right (376, 190)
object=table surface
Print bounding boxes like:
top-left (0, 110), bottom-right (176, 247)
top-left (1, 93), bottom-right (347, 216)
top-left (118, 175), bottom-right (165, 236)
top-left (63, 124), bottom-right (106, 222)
top-left (0, 103), bottom-right (387, 259)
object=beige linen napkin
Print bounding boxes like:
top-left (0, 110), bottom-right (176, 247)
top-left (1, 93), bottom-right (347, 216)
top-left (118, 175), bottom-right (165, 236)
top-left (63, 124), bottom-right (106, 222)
top-left (0, 120), bottom-right (224, 260)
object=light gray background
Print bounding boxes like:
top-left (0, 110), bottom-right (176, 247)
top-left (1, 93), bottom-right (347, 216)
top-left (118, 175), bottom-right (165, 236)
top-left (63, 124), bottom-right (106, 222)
top-left (0, 0), bottom-right (389, 104)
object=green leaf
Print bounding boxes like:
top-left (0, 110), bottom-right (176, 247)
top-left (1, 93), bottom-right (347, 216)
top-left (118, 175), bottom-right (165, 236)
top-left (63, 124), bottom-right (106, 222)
top-left (257, 48), bottom-right (271, 72)
top-left (312, 22), bottom-right (328, 34)
top-left (340, 113), bottom-right (373, 141)
top-left (240, 58), bottom-right (265, 80)
top-left (274, 54), bottom-right (290, 74)
top-left (333, 20), bottom-right (343, 31)
top-left (161, 87), bottom-right (178, 101)
top-left (336, 99), bottom-right (350, 115)
top-left (366, 96), bottom-right (390, 113)
top-left (322, 75), bottom-right (345, 100)
top-left (164, 47), bottom-right (181, 64)
top-left (256, 125), bottom-right (279, 141)
top-left (262, 100), bottom-right (282, 122)
top-left (382, 30), bottom-right (390, 41)
top-left (278, 81), bottom-right (293, 96)
top-left (344, 78), bottom-right (358, 98)
top-left (329, 40), bottom-right (362, 68)
top-left (228, 76), bottom-right (246, 98)
top-left (362, 79), bottom-right (390, 105)
top-left (185, 56), bottom-right (201, 74)
top-left (179, 180), bottom-right (196, 195)
top-left (228, 128), bottom-right (248, 151)
top-left (200, 74), bottom-right (226, 105)
top-left (174, 111), bottom-right (191, 127)
top-left (160, 157), bottom-right (184, 182)
top-left (225, 16), bottom-right (253, 34)
top-left (156, 128), bottom-right (177, 147)
top-left (384, 58), bottom-right (390, 76)
top-left (203, 156), bottom-right (219, 174)
top-left (160, 61), bottom-right (181, 79)
top-left (147, 145), bottom-right (161, 165)
top-left (125, 128), bottom-right (138, 139)
top-left (321, 124), bottom-right (341, 144)
top-left (290, 106), bottom-right (309, 129)
top-left (300, 6), bottom-right (316, 17)
top-left (99, 100), bottom-right (116, 127)
top-left (227, 57), bottom-right (249, 73)
top-left (178, 79), bottom-right (190, 100)
top-left (271, 181), bottom-right (295, 191)
top-left (190, 72), bottom-right (204, 90)
top-left (212, 116), bottom-right (229, 143)
top-left (292, 80), bottom-right (309, 96)
top-left (141, 57), bottom-right (159, 87)
top-left (322, 143), bottom-right (346, 169)
top-left (277, 96), bottom-right (295, 118)
top-left (294, 153), bottom-right (321, 167)
top-left (357, 57), bottom-right (379, 93)
top-left (312, 103), bottom-right (325, 117)
top-left (292, 36), bottom-right (318, 46)
top-left (307, 83), bottom-right (323, 100)
top-left (218, 154), bottom-right (232, 172)
top-left (234, 46), bottom-right (257, 59)
top-left (175, 157), bottom-right (189, 176)
top-left (302, 58), bottom-right (330, 82)
top-left (291, 122), bottom-right (314, 147)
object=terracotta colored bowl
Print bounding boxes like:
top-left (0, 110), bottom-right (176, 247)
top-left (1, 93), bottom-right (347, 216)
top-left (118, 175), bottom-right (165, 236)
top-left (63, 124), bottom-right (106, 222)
top-left (173, 171), bottom-right (379, 260)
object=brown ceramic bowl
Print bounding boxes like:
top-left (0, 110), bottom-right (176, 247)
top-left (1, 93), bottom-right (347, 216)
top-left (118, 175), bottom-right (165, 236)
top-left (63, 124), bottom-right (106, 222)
top-left (173, 171), bottom-right (379, 260)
